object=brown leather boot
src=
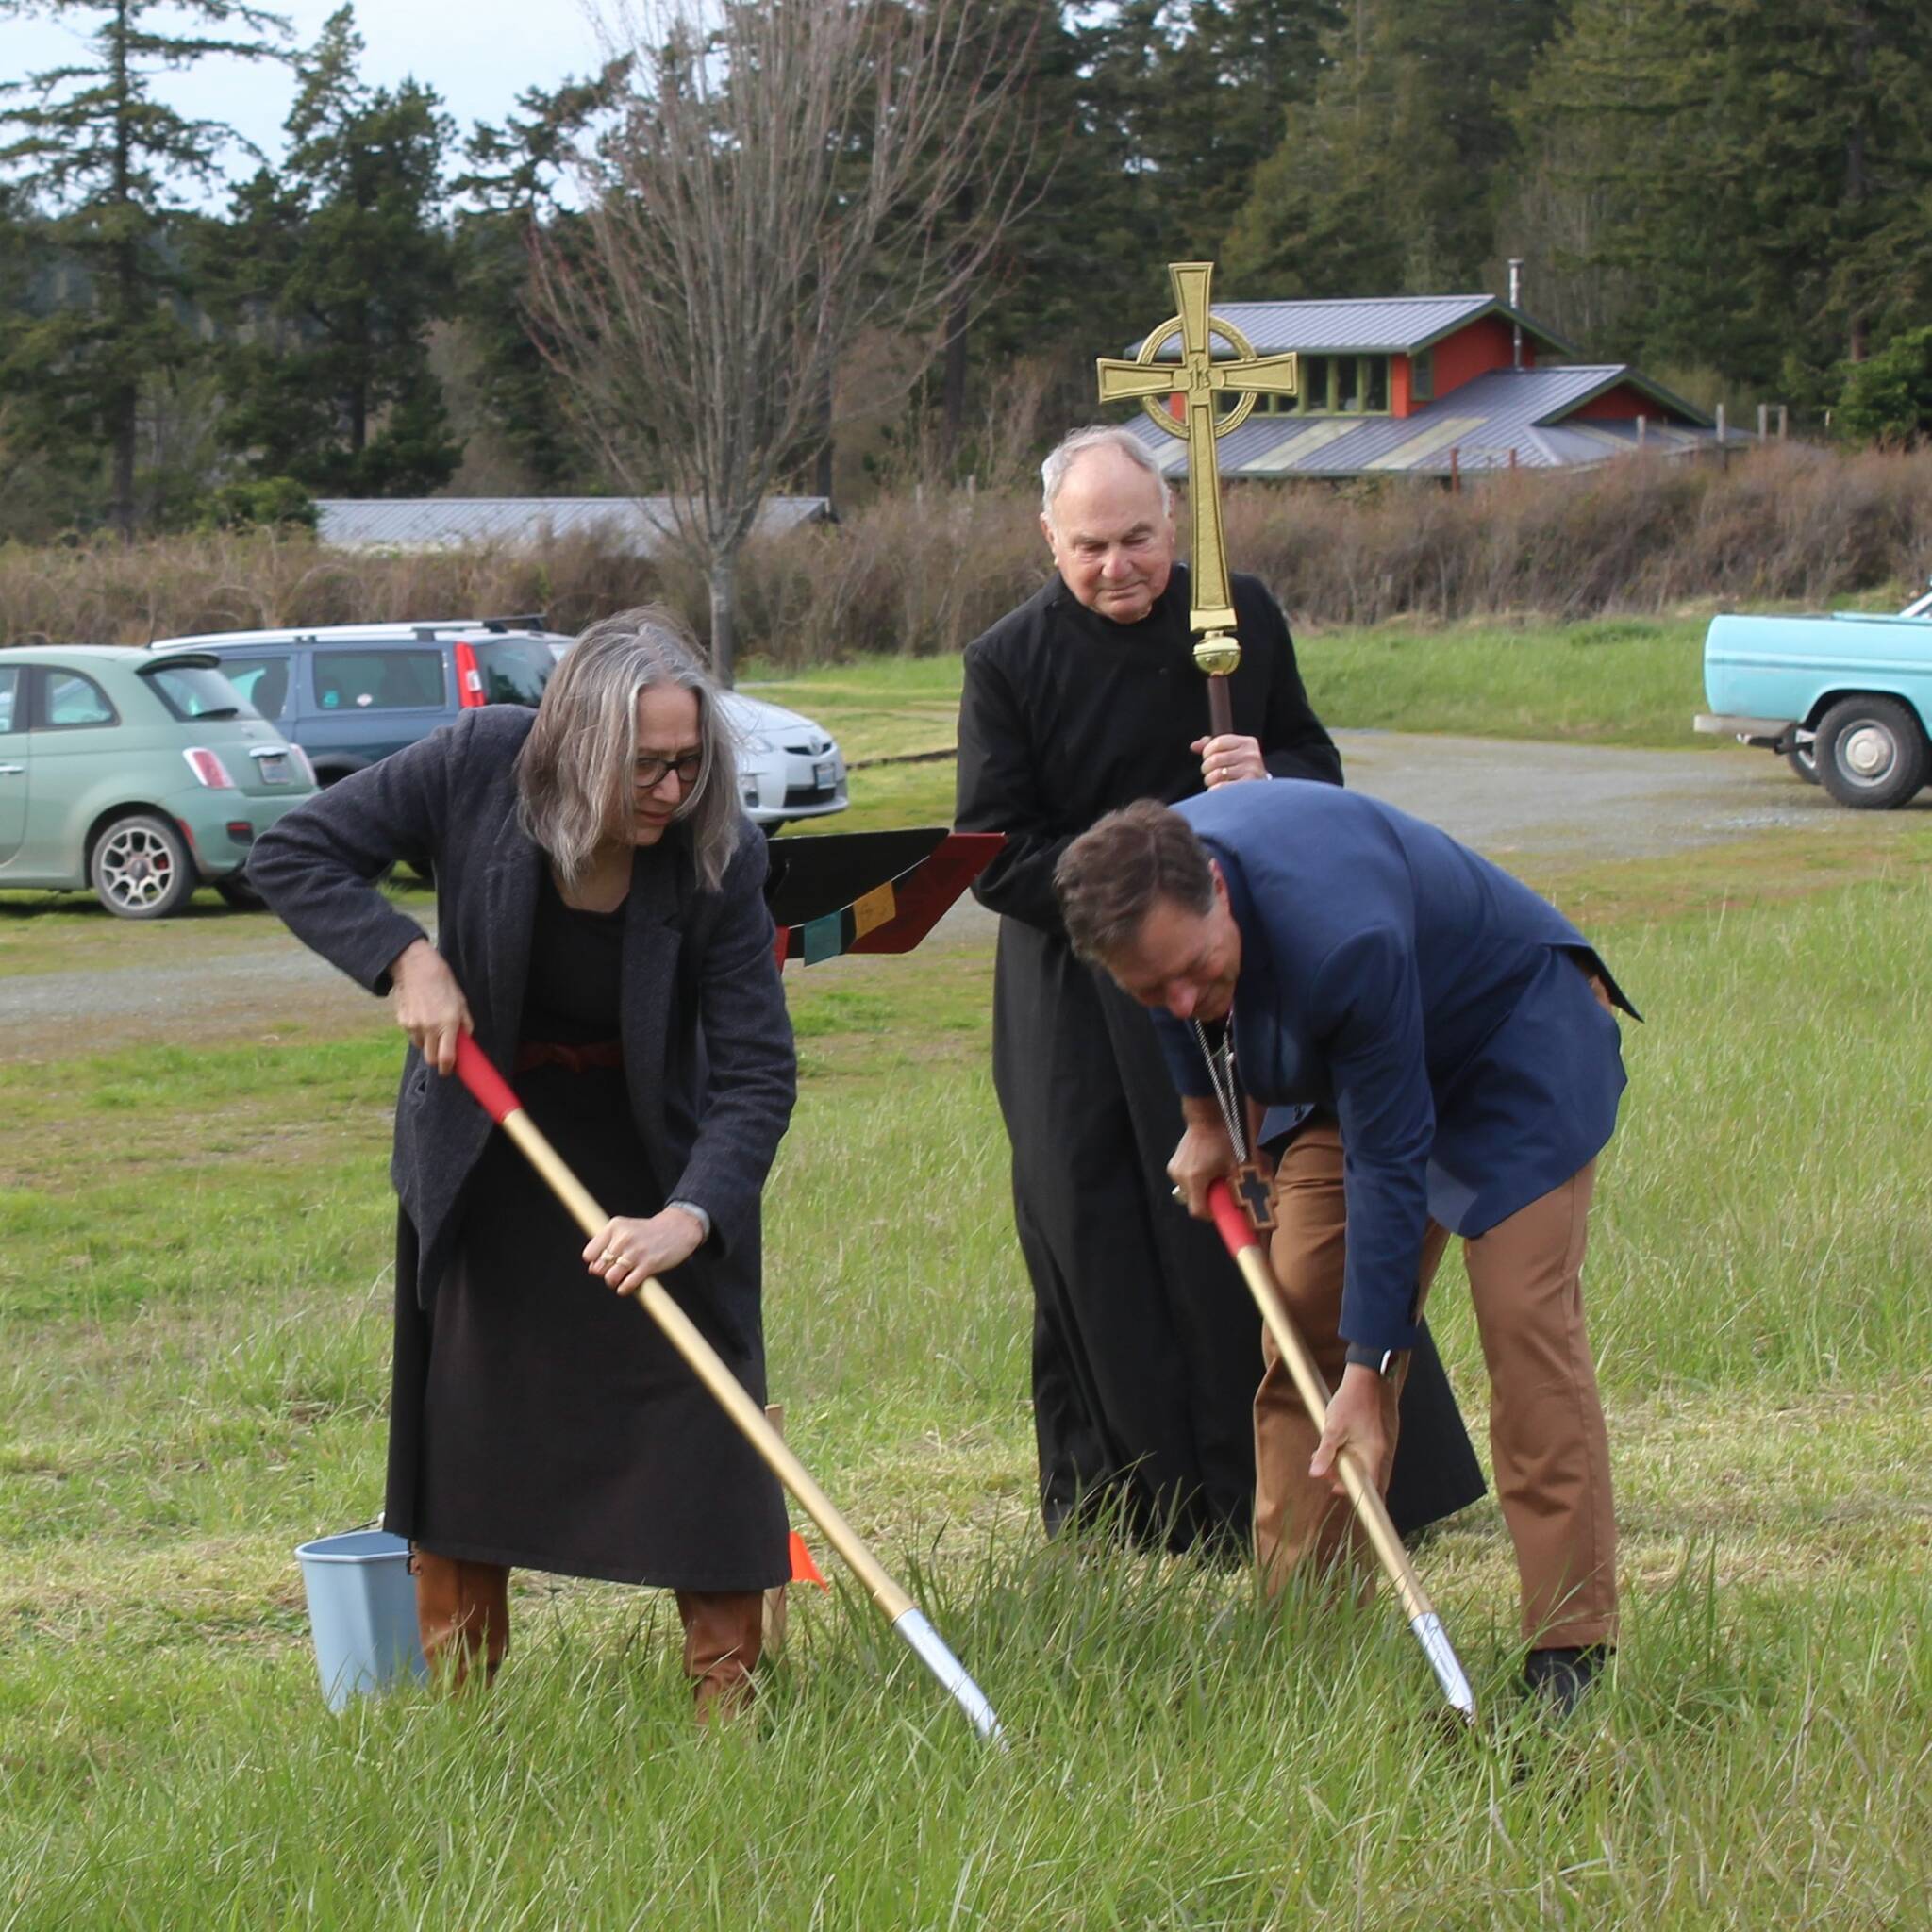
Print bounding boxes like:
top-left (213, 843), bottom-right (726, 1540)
top-left (411, 1547), bottom-right (510, 1690)
top-left (675, 1589), bottom-right (764, 1724)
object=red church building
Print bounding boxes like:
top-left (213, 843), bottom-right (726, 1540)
top-left (1123, 294), bottom-right (1725, 480)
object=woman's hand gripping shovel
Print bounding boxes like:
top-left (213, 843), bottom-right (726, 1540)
top-left (1202, 1176), bottom-right (1477, 1728)
top-left (453, 1034), bottom-right (1005, 1745)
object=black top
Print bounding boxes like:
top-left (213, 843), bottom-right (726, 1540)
top-left (522, 868), bottom-right (625, 1044)
top-left (956, 565), bottom-right (1341, 934)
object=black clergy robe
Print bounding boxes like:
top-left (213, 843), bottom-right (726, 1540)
top-left (956, 564), bottom-right (1485, 1554)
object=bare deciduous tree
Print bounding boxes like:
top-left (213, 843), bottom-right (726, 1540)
top-left (529, 0), bottom-right (1038, 682)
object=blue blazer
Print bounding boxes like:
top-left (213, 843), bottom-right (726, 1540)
top-left (1156, 782), bottom-right (1634, 1356)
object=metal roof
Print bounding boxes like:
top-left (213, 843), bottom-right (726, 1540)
top-left (0, 643), bottom-right (158, 662)
top-left (149, 617), bottom-right (565, 649)
top-left (1127, 295), bottom-right (1574, 358)
top-left (1125, 365), bottom-right (1727, 480)
top-left (313, 496), bottom-right (836, 553)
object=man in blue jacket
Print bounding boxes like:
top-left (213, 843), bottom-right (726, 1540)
top-left (1054, 787), bottom-right (1635, 1710)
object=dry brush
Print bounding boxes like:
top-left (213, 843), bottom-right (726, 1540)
top-left (6, 445), bottom-right (1931, 660)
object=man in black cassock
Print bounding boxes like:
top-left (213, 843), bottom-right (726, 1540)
top-left (955, 425), bottom-right (1483, 1555)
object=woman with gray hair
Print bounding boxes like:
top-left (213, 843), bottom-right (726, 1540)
top-left (250, 607), bottom-right (797, 1719)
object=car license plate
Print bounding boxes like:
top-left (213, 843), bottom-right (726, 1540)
top-left (258, 754), bottom-right (291, 784)
top-left (813, 759), bottom-right (836, 790)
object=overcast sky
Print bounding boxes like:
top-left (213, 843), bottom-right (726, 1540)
top-left (6, 1), bottom-right (614, 202)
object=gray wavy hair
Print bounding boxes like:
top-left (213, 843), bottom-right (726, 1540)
top-left (1040, 425), bottom-right (1174, 525)
top-left (515, 606), bottom-right (741, 892)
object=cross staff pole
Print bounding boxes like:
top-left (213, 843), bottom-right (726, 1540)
top-left (1202, 1177), bottom-right (1477, 1726)
top-left (450, 1034), bottom-right (1006, 1746)
top-left (1097, 261), bottom-right (1301, 737)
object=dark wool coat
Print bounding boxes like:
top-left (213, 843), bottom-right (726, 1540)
top-left (250, 708), bottom-right (799, 1586)
top-left (249, 705), bottom-right (796, 1351)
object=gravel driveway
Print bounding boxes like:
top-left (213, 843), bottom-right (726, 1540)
top-left (0, 734), bottom-right (1882, 1056)
top-left (1336, 729), bottom-right (1848, 858)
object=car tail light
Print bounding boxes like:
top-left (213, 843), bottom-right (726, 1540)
top-left (182, 747), bottom-right (236, 789)
top-left (287, 741), bottom-right (319, 786)
top-left (453, 641), bottom-right (486, 708)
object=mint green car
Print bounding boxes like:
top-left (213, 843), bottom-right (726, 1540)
top-left (0, 646), bottom-right (318, 917)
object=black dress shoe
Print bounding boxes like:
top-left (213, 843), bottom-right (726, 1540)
top-left (1522, 1643), bottom-right (1609, 1717)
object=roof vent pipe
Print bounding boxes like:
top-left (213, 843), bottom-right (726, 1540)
top-left (1507, 258), bottom-right (1524, 369)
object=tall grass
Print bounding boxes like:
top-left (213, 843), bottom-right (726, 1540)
top-left (4, 848), bottom-right (1932, 1924)
top-left (7, 443), bottom-right (1932, 659)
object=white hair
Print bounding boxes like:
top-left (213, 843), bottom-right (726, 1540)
top-left (1040, 425), bottom-right (1174, 525)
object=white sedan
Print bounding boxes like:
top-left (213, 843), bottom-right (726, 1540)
top-left (718, 691), bottom-right (848, 827)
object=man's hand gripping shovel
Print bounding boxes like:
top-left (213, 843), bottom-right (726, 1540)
top-left (1202, 1177), bottom-right (1477, 1728)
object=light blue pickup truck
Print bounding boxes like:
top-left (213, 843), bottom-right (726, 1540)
top-left (1696, 586), bottom-right (1932, 808)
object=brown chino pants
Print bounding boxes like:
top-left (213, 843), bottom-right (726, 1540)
top-left (411, 1548), bottom-right (765, 1719)
top-left (1255, 1119), bottom-right (1619, 1651)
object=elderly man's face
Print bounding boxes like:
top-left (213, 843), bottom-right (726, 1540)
top-left (1041, 446), bottom-right (1175, 625)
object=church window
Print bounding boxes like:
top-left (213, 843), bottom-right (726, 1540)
top-left (1285, 354), bottom-right (1391, 414)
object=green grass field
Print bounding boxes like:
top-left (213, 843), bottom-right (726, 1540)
top-left (742, 612), bottom-right (1721, 832)
top-left (5, 804), bottom-right (1932, 1924)
top-left (4, 622), bottom-right (1930, 1925)
top-left (740, 609), bottom-right (1719, 746)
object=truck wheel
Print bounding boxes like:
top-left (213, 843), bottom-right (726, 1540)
top-left (1815, 695), bottom-right (1931, 809)
top-left (1784, 739), bottom-right (1819, 784)
top-left (92, 813), bottom-right (197, 919)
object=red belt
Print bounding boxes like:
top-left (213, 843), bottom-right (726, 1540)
top-left (513, 1039), bottom-right (623, 1074)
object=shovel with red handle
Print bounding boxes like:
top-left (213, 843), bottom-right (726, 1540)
top-left (452, 1032), bottom-right (1005, 1745)
top-left (1204, 1176), bottom-right (1476, 1726)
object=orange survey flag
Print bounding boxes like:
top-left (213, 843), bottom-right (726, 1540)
top-left (789, 1531), bottom-right (828, 1589)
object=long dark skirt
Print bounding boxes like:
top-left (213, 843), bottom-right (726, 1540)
top-left (383, 1061), bottom-right (789, 1592)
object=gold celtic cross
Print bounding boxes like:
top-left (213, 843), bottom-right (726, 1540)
top-left (1096, 262), bottom-right (1299, 724)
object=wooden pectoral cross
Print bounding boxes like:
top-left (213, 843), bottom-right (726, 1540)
top-left (1096, 261), bottom-right (1300, 736)
top-left (1234, 1159), bottom-right (1276, 1234)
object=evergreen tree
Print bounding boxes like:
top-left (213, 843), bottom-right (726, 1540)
top-left (0, 180), bottom-right (94, 537)
top-left (1837, 322), bottom-right (1932, 442)
top-left (452, 62), bottom-right (628, 491)
top-left (974, 3), bottom-right (1153, 364)
top-left (1724, 0), bottom-right (1932, 393)
top-left (200, 5), bottom-right (461, 494)
top-left (911, 0), bottom-right (1063, 464)
top-left (954, 0), bottom-right (1341, 441)
top-left (0, 0), bottom-right (290, 538)
top-left (1151, 0), bottom-right (1342, 249)
top-left (1511, 0), bottom-right (1932, 401)
top-left (1224, 0), bottom-right (1566, 299)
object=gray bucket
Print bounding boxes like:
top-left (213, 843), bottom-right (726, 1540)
top-left (294, 1529), bottom-right (427, 1710)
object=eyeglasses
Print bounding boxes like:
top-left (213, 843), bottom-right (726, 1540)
top-left (634, 751), bottom-right (705, 789)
